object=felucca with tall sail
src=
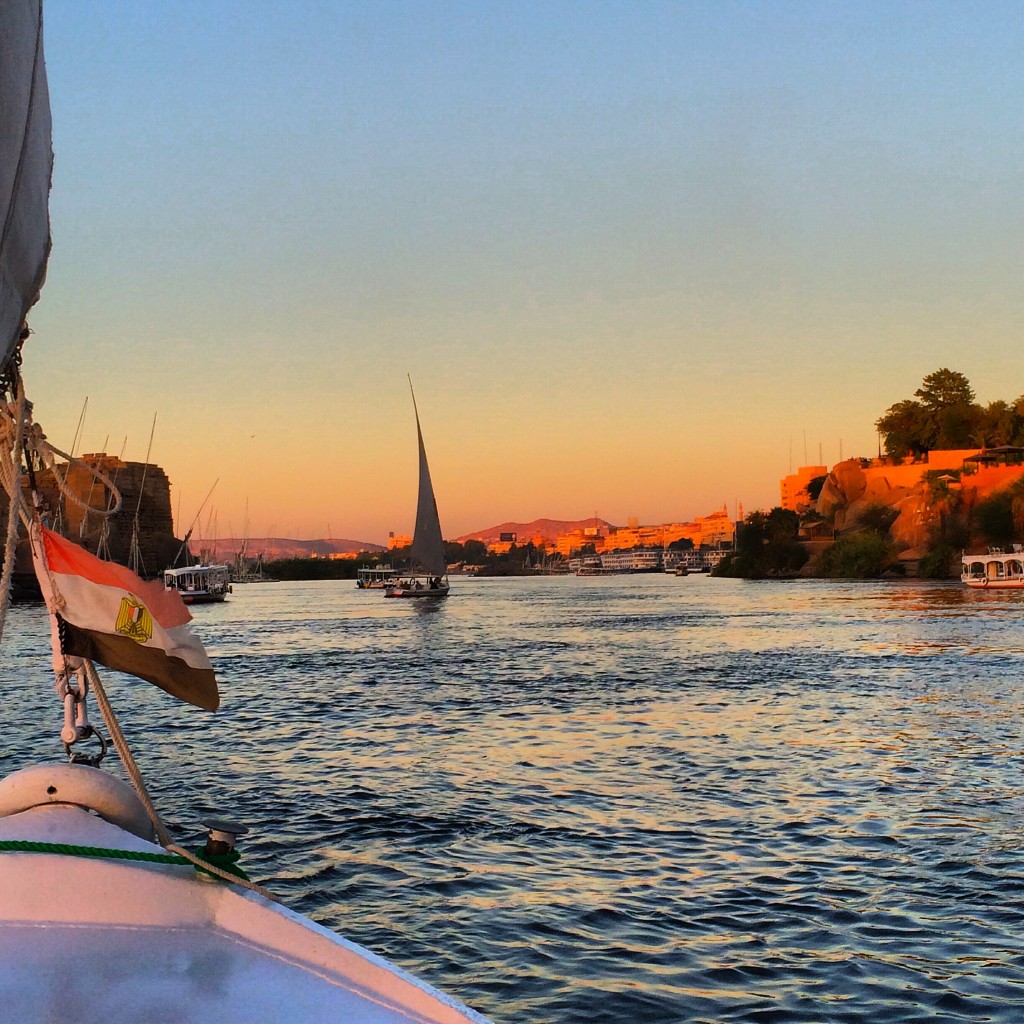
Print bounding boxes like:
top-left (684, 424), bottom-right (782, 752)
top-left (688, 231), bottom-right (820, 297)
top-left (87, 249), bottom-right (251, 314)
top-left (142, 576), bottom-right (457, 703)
top-left (385, 381), bottom-right (450, 599)
top-left (0, 5), bottom-right (487, 1021)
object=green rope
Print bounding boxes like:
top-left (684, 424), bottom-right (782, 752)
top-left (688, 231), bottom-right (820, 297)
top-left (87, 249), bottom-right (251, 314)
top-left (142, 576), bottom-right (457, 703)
top-left (0, 839), bottom-right (189, 863)
top-left (0, 839), bottom-right (249, 879)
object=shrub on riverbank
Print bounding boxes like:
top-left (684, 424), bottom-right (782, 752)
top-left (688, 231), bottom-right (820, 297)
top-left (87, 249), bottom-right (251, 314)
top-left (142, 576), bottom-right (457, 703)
top-left (817, 533), bottom-right (900, 578)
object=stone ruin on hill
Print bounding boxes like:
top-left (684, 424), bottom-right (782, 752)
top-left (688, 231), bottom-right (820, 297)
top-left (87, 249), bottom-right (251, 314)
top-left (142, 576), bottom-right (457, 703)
top-left (0, 453), bottom-right (183, 586)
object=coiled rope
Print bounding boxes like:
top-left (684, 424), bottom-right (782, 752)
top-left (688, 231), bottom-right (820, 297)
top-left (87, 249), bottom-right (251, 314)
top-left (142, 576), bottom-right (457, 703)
top-left (0, 377), bottom-right (123, 640)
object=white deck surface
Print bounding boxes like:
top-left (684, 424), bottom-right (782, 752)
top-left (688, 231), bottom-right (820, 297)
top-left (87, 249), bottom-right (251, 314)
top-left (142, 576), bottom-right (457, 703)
top-left (0, 804), bottom-right (488, 1024)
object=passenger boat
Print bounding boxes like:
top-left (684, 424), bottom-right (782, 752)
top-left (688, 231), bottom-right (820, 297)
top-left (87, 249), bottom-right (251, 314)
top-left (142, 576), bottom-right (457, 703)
top-left (385, 381), bottom-right (450, 599)
top-left (0, 6), bottom-right (486, 1020)
top-left (164, 562), bottom-right (233, 603)
top-left (961, 548), bottom-right (1024, 589)
top-left (356, 564), bottom-right (399, 589)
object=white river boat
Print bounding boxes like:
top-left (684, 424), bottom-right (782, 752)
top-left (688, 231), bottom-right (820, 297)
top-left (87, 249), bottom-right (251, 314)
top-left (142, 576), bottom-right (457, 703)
top-left (961, 548), bottom-right (1024, 589)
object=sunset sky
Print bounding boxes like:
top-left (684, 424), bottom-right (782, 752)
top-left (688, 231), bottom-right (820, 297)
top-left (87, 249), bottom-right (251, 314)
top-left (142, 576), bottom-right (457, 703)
top-left (23, 1), bottom-right (1024, 544)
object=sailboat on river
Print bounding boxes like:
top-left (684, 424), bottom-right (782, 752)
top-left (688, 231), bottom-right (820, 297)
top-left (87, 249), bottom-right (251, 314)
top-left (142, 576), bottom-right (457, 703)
top-left (0, 5), bottom-right (485, 1021)
top-left (385, 382), bottom-right (450, 599)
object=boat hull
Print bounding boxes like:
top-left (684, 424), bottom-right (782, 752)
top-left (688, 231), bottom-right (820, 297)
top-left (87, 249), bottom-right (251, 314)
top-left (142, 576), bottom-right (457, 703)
top-left (962, 577), bottom-right (1024, 589)
top-left (385, 585), bottom-right (450, 598)
top-left (180, 591), bottom-right (229, 604)
top-left (0, 766), bottom-right (488, 1024)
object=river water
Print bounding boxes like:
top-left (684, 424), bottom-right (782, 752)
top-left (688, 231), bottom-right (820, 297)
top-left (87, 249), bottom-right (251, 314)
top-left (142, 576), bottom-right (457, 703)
top-left (2, 574), bottom-right (1024, 1023)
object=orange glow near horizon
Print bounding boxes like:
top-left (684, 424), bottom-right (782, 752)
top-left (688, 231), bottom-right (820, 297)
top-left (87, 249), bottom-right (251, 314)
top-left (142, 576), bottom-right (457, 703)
top-left (23, 6), bottom-right (1023, 545)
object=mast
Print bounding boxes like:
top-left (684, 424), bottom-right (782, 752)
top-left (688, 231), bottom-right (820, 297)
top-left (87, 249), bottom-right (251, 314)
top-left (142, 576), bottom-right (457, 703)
top-left (128, 412), bottom-right (157, 576)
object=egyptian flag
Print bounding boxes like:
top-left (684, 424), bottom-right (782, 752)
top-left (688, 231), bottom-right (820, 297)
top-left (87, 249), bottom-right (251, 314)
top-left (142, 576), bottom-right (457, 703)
top-left (30, 526), bottom-right (219, 711)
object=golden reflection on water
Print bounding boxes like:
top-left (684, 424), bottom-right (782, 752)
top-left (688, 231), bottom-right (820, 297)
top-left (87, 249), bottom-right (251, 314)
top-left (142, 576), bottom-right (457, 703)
top-left (8, 576), bottom-right (1024, 1024)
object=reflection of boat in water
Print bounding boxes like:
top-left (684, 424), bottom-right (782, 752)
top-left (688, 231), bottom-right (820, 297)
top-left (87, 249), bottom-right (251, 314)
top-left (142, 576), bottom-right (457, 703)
top-left (0, 10), bottom-right (486, 1021)
top-left (356, 564), bottom-right (398, 589)
top-left (164, 562), bottom-right (232, 603)
top-left (961, 548), bottom-right (1024, 589)
top-left (386, 381), bottom-right (450, 600)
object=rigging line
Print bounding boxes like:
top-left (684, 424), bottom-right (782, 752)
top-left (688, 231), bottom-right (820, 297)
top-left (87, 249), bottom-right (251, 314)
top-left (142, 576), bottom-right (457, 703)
top-left (83, 662), bottom-right (278, 900)
top-left (102, 435), bottom-right (128, 513)
top-left (172, 478), bottom-right (218, 567)
top-left (80, 433), bottom-right (109, 537)
top-left (0, 376), bottom-right (28, 643)
top-left (81, 659), bottom-right (171, 848)
top-left (69, 395), bottom-right (88, 460)
top-left (55, 396), bottom-right (88, 531)
top-left (134, 411), bottom-right (157, 518)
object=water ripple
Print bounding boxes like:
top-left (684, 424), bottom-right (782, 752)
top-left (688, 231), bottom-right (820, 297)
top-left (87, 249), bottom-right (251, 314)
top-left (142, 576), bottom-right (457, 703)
top-left (3, 576), bottom-right (1024, 1022)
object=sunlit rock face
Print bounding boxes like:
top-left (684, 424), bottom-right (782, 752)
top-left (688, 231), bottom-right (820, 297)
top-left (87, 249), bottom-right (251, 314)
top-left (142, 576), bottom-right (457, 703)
top-left (816, 458), bottom-right (938, 542)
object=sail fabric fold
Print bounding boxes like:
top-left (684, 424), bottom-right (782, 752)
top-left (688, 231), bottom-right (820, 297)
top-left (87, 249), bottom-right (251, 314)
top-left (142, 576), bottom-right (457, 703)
top-left (0, 0), bottom-right (53, 372)
top-left (30, 526), bottom-right (219, 711)
top-left (409, 408), bottom-right (446, 577)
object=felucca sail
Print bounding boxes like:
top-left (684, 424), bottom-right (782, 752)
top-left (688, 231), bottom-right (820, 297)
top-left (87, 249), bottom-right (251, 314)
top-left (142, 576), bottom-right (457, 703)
top-left (0, 0), bottom-right (52, 373)
top-left (408, 380), bottom-right (446, 577)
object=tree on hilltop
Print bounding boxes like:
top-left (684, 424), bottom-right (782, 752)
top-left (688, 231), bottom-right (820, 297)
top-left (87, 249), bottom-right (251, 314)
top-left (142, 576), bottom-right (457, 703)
top-left (876, 399), bottom-right (930, 458)
top-left (914, 368), bottom-right (975, 410)
top-left (877, 368), bottom-right (990, 456)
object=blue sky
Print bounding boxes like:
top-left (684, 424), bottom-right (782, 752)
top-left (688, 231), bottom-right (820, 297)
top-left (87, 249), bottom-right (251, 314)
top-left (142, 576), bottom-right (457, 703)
top-left (24, 1), bottom-right (1024, 541)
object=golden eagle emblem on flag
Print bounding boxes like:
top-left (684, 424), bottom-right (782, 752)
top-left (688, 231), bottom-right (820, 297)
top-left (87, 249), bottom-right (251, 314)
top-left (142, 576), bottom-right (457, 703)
top-left (115, 595), bottom-right (154, 644)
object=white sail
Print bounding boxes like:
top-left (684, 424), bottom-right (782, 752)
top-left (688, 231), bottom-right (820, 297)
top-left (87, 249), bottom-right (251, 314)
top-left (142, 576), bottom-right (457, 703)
top-left (408, 383), bottom-right (446, 577)
top-left (0, 0), bottom-right (52, 373)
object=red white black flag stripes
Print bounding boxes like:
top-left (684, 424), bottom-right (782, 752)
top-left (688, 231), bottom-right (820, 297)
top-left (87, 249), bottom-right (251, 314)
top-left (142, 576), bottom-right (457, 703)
top-left (30, 525), bottom-right (219, 710)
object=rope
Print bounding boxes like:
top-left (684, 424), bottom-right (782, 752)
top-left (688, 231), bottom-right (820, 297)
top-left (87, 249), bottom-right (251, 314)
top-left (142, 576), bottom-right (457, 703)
top-left (0, 377), bottom-right (27, 642)
top-left (0, 840), bottom-right (254, 884)
top-left (0, 839), bottom-right (189, 864)
top-left (0, 395), bottom-right (123, 523)
top-left (82, 660), bottom-right (172, 848)
top-left (82, 660), bottom-right (277, 900)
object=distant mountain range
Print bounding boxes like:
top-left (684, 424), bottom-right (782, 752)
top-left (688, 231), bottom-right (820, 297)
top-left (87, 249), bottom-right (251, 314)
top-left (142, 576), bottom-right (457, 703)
top-left (455, 517), bottom-right (612, 546)
top-left (193, 537), bottom-right (386, 561)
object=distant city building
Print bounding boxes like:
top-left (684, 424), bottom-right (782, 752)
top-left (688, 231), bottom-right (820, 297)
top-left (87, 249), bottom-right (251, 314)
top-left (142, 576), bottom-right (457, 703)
top-left (387, 531), bottom-right (412, 550)
top-left (555, 506), bottom-right (735, 558)
top-left (780, 465), bottom-right (828, 512)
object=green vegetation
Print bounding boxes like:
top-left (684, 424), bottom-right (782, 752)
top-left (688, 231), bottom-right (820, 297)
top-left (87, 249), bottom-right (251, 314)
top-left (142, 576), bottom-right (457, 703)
top-left (917, 543), bottom-right (958, 579)
top-left (264, 538), bottom-right (567, 580)
top-left (806, 475), bottom-right (827, 501)
top-left (972, 479), bottom-right (1024, 549)
top-left (712, 508), bottom-right (807, 579)
top-left (876, 368), bottom-right (1024, 457)
top-left (266, 557), bottom-right (367, 580)
top-left (855, 503), bottom-right (899, 535)
top-left (817, 533), bottom-right (899, 578)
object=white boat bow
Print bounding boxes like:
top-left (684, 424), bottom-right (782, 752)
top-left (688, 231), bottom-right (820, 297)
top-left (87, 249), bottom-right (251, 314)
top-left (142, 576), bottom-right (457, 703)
top-left (0, 764), bottom-right (489, 1024)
